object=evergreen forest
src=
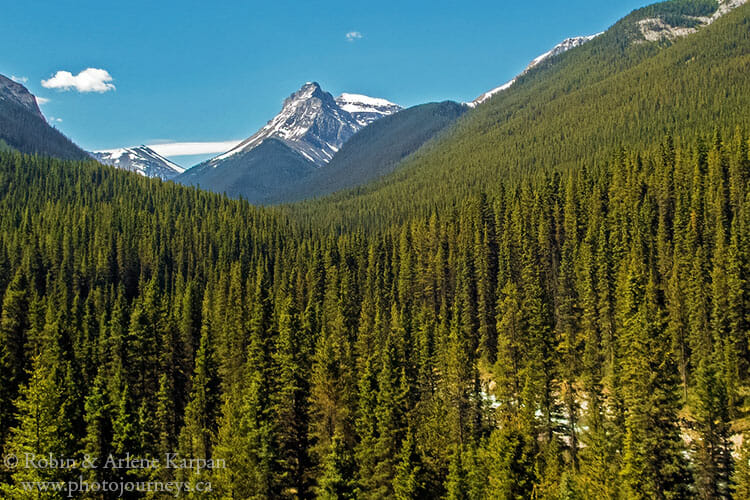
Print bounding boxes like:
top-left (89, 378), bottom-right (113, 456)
top-left (1, 1), bottom-right (750, 499)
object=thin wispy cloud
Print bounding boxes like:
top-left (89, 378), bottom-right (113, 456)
top-left (35, 96), bottom-right (50, 105)
top-left (11, 75), bottom-right (28, 84)
top-left (346, 31), bottom-right (363, 42)
top-left (147, 140), bottom-right (243, 157)
top-left (42, 68), bottom-right (115, 93)
top-left (48, 116), bottom-right (63, 123)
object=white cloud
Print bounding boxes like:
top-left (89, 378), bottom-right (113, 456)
top-left (11, 75), bottom-right (28, 84)
top-left (146, 140), bottom-right (242, 157)
top-left (35, 96), bottom-right (50, 105)
top-left (41, 68), bottom-right (115, 93)
top-left (48, 116), bottom-right (63, 123)
top-left (346, 31), bottom-right (363, 42)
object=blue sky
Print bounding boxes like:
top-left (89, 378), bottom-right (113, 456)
top-left (1, 0), bottom-right (647, 166)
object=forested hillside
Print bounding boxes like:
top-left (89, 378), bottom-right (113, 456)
top-left (177, 138), bottom-right (317, 204)
top-left (1, 0), bottom-right (749, 499)
top-left (0, 126), bottom-right (748, 498)
top-left (291, 2), bottom-right (750, 231)
top-left (269, 101), bottom-right (466, 204)
top-left (0, 97), bottom-right (89, 161)
top-left (0, 74), bottom-right (89, 161)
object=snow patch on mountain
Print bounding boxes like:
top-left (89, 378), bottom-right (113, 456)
top-left (206, 82), bottom-right (400, 168)
top-left (525, 35), bottom-right (602, 71)
top-left (469, 34), bottom-right (601, 107)
top-left (469, 80), bottom-right (515, 108)
top-left (335, 93), bottom-right (402, 126)
top-left (92, 145), bottom-right (185, 180)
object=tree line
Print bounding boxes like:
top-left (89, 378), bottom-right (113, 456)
top-left (0, 127), bottom-right (748, 498)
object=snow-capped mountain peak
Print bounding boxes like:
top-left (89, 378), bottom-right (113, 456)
top-left (470, 34), bottom-right (601, 107)
top-left (210, 81), bottom-right (360, 166)
top-left (335, 93), bottom-right (402, 126)
top-left (92, 145), bottom-right (185, 180)
top-left (206, 82), bottom-right (400, 168)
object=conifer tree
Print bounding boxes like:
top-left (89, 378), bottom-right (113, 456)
top-left (692, 356), bottom-right (733, 500)
top-left (444, 446), bottom-right (468, 500)
top-left (178, 296), bottom-right (221, 491)
top-left (111, 382), bottom-right (139, 458)
top-left (235, 263), bottom-right (279, 497)
top-left (393, 429), bottom-right (425, 500)
top-left (309, 268), bottom-right (356, 468)
top-left (482, 424), bottom-right (535, 500)
top-left (1, 307), bottom-right (79, 499)
top-left (371, 318), bottom-right (408, 498)
top-left (274, 293), bottom-right (312, 498)
top-left (494, 280), bottom-right (523, 416)
top-left (618, 252), bottom-right (691, 499)
top-left (82, 372), bottom-right (115, 487)
top-left (317, 434), bottom-right (356, 500)
top-left (0, 270), bottom-right (30, 454)
top-left (733, 434), bottom-right (750, 500)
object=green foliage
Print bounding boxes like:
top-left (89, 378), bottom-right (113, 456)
top-left (0, 2), bottom-right (748, 498)
top-left (275, 101), bottom-right (467, 204)
top-left (178, 138), bottom-right (316, 204)
top-left (0, 95), bottom-right (88, 160)
top-left (1, 122), bottom-right (747, 495)
top-left (635, 0), bottom-right (719, 29)
top-left (734, 435), bottom-right (750, 499)
top-left (317, 434), bottom-right (356, 500)
top-left (290, 1), bottom-right (750, 231)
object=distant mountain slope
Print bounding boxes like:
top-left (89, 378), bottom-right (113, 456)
top-left (0, 74), bottom-right (88, 160)
top-left (630, 0), bottom-right (744, 40)
top-left (335, 93), bottom-right (402, 126)
top-left (180, 100), bottom-right (464, 205)
top-left (200, 82), bottom-right (400, 170)
top-left (177, 138), bottom-right (316, 203)
top-left (176, 82), bottom-right (401, 203)
top-left (92, 146), bottom-right (185, 180)
top-left (274, 101), bottom-right (466, 204)
top-left (294, 0), bottom-right (750, 230)
top-left (471, 35), bottom-right (600, 106)
top-left (0, 74), bottom-right (44, 118)
top-left (469, 0), bottom-right (745, 108)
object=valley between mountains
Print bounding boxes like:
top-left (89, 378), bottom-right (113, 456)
top-left (1, 0), bottom-right (750, 498)
top-left (87, 31), bottom-right (608, 205)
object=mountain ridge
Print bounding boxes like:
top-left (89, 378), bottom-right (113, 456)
top-left (92, 145), bottom-right (185, 180)
top-left (269, 101), bottom-right (467, 204)
top-left (0, 73), bottom-right (89, 160)
top-left (199, 82), bottom-right (399, 169)
top-left (177, 138), bottom-right (316, 203)
top-left (176, 82), bottom-right (402, 202)
top-left (292, 0), bottom-right (750, 230)
top-left (0, 74), bottom-right (45, 119)
top-left (470, 34), bottom-right (601, 107)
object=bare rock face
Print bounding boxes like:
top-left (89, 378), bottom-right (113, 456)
top-left (0, 74), bottom-right (45, 120)
top-left (206, 82), bottom-right (400, 168)
top-left (638, 0), bottom-right (748, 42)
top-left (335, 93), bottom-right (403, 126)
top-left (175, 82), bottom-right (401, 203)
top-left (92, 146), bottom-right (185, 180)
